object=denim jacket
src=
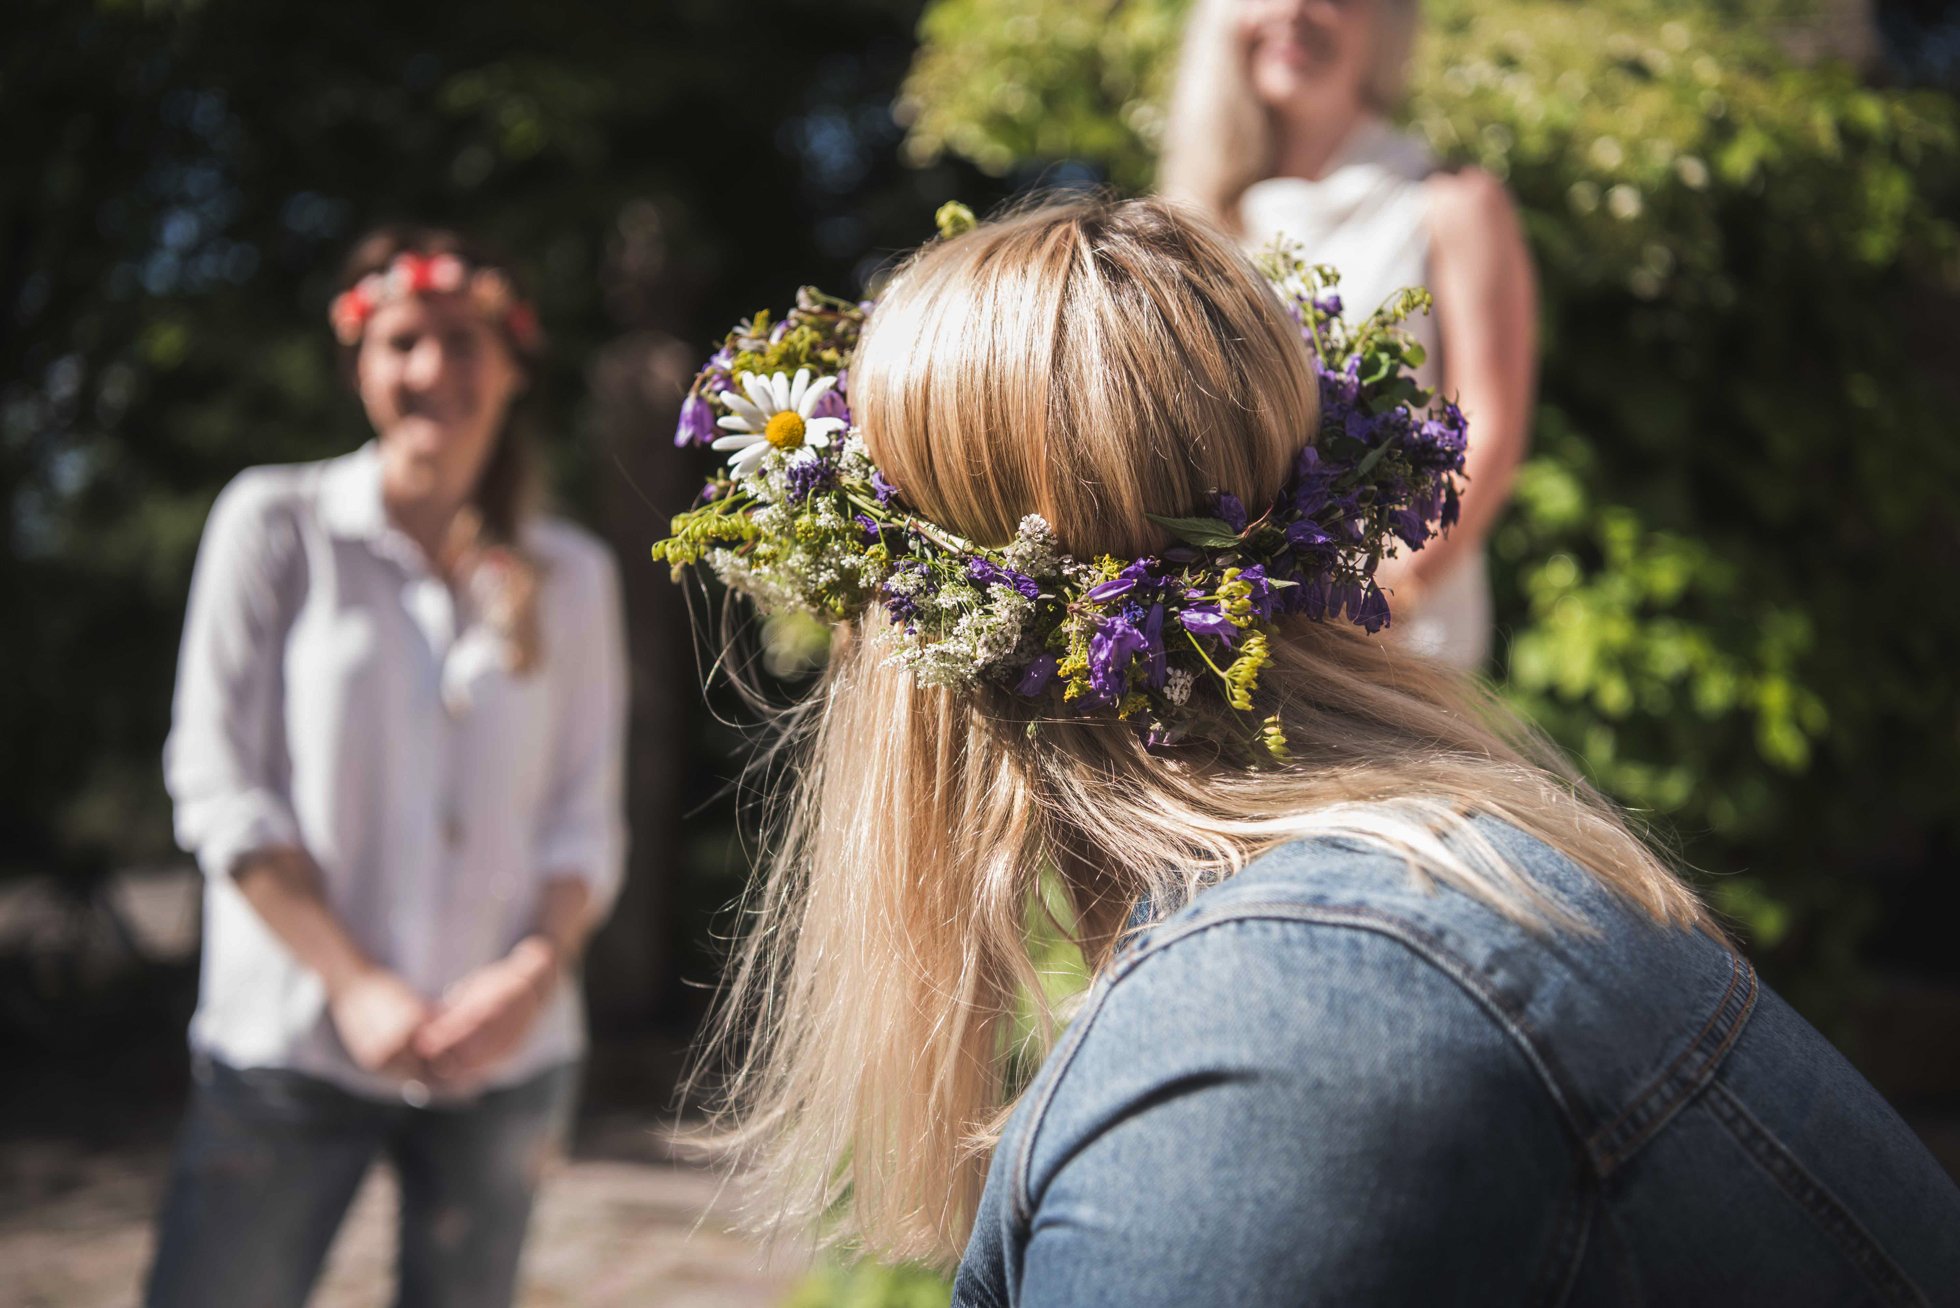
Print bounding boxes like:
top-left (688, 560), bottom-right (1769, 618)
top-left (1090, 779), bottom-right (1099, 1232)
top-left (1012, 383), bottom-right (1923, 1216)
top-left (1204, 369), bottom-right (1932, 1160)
top-left (954, 821), bottom-right (1960, 1306)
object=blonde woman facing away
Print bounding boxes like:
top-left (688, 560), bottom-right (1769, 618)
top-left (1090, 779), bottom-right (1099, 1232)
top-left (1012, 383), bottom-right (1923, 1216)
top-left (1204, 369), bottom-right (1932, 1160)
top-left (149, 226), bottom-right (627, 1308)
top-left (1163, 0), bottom-right (1535, 670)
top-left (660, 199), bottom-right (1960, 1306)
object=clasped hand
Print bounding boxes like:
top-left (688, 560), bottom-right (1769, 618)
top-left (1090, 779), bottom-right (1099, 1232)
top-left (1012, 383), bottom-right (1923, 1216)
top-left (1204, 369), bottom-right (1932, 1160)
top-left (327, 937), bottom-right (562, 1090)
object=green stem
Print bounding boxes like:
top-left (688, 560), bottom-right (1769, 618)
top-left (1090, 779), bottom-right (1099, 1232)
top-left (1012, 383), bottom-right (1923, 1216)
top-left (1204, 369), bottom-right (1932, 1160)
top-left (1183, 630), bottom-right (1230, 678)
top-left (844, 490), bottom-right (983, 556)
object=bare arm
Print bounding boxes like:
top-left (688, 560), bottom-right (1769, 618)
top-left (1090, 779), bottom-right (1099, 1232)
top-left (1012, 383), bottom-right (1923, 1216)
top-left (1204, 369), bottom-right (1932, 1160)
top-left (1386, 167), bottom-right (1539, 593)
top-left (232, 847), bottom-right (372, 993)
top-left (234, 847), bottom-right (431, 1076)
top-left (414, 875), bottom-right (597, 1086)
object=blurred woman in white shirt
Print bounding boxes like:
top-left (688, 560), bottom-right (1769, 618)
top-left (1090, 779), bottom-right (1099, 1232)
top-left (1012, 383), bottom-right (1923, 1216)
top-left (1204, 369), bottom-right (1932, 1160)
top-left (147, 225), bottom-right (628, 1308)
top-left (1161, 0), bottom-right (1538, 671)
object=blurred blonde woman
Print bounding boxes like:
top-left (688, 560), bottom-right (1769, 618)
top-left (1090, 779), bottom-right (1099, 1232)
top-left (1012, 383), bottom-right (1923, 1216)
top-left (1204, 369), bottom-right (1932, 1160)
top-left (149, 226), bottom-right (627, 1308)
top-left (674, 199), bottom-right (1959, 1305)
top-left (1162, 0), bottom-right (1535, 670)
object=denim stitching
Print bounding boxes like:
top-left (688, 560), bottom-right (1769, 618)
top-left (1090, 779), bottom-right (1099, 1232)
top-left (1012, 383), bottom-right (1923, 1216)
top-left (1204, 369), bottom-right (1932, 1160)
top-left (1011, 902), bottom-right (1572, 1223)
top-left (1704, 1080), bottom-right (1928, 1308)
top-left (1010, 900), bottom-right (1326, 1221)
top-left (1008, 967), bottom-right (1133, 1227)
top-left (1587, 954), bottom-right (1757, 1174)
top-left (1009, 893), bottom-right (1756, 1244)
top-left (1131, 899), bottom-right (1594, 1141)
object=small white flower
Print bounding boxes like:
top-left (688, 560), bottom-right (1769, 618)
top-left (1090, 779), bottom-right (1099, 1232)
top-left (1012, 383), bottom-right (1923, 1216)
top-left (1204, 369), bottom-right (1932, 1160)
top-left (1003, 514), bottom-right (1060, 578)
top-left (1164, 668), bottom-right (1195, 707)
top-left (712, 368), bottom-right (847, 479)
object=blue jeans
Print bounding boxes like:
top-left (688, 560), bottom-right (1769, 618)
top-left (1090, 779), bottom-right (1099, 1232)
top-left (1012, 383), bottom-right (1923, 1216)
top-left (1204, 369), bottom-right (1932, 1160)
top-left (145, 1057), bottom-right (579, 1308)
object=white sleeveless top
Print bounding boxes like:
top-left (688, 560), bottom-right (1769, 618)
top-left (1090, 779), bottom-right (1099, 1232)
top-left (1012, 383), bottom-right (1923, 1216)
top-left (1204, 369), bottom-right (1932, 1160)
top-left (1240, 116), bottom-right (1493, 671)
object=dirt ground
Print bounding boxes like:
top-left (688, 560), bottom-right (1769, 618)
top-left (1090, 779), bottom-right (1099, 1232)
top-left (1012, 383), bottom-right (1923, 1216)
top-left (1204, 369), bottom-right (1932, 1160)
top-left (0, 870), bottom-right (811, 1308)
top-left (0, 1108), bottom-right (804, 1308)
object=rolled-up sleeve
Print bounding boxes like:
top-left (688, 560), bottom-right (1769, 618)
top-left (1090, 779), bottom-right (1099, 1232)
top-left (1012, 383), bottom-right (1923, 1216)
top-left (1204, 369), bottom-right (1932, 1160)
top-left (164, 471), bottom-right (304, 880)
top-left (531, 539), bottom-right (629, 920)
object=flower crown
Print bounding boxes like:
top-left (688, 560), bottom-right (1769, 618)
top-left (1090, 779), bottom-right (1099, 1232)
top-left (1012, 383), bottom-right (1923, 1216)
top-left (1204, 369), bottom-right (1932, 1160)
top-left (329, 251), bottom-right (542, 353)
top-left (653, 206), bottom-right (1467, 761)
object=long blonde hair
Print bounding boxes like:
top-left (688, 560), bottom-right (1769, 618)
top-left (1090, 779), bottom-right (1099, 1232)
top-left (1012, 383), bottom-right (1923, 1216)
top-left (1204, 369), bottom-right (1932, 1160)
top-left (688, 197), bottom-right (1713, 1267)
top-left (1159, 0), bottom-right (1422, 230)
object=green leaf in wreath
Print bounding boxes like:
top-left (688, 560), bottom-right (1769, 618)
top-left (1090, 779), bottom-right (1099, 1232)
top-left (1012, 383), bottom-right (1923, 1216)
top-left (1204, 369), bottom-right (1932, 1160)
top-left (1145, 513), bottom-right (1245, 549)
top-left (1345, 437), bottom-right (1400, 483)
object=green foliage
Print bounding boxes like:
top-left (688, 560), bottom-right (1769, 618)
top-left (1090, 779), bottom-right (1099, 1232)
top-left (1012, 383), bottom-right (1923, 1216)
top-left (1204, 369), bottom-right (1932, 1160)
top-left (901, 0), bottom-right (1960, 1016)
top-left (899, 0), bottom-right (1185, 185)
top-left (786, 1257), bottom-right (953, 1308)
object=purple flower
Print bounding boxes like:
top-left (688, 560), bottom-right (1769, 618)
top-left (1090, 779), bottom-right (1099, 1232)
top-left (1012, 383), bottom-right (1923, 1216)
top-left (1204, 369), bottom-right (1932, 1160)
top-left (1287, 518), bottom-right (1333, 548)
top-left (1354, 581), bottom-right (1391, 634)
top-left (784, 456), bottom-right (829, 504)
top-left (1086, 560), bottom-right (1159, 604)
top-left (870, 470), bottom-right (899, 506)
top-left (1086, 617), bottom-right (1149, 704)
top-left (1391, 506), bottom-right (1429, 550)
top-left (675, 393), bottom-right (717, 448)
top-left (701, 348), bottom-right (735, 398)
top-left (853, 513), bottom-right (881, 543)
top-left (1329, 495), bottom-right (1367, 541)
top-left (1313, 294), bottom-right (1343, 317)
top-left (1290, 575), bottom-right (1331, 620)
top-left (1212, 491), bottom-right (1247, 534)
top-left (1015, 653), bottom-right (1058, 697)
top-left (1333, 580), bottom-right (1364, 624)
top-left (812, 370), bottom-right (851, 424)
top-left (1290, 446), bottom-right (1338, 518)
top-left (968, 556), bottom-right (1042, 599)
top-left (1316, 356), bottom-right (1361, 409)
top-left (1344, 406), bottom-right (1383, 444)
top-left (1238, 565), bottom-right (1278, 619)
top-left (881, 561), bottom-right (927, 622)
top-left (1087, 576), bottom-right (1137, 602)
top-left (1179, 605), bottom-right (1239, 644)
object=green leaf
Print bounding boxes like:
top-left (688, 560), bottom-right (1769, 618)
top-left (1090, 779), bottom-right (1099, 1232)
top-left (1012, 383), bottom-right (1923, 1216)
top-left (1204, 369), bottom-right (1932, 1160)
top-left (1144, 513), bottom-right (1244, 549)
top-left (1345, 437), bottom-right (1400, 484)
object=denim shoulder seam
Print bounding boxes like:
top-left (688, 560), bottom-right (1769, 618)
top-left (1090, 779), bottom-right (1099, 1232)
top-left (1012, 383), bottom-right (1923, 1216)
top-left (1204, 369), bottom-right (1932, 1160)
top-left (1008, 951), bottom-right (1135, 1227)
top-left (1705, 1079), bottom-right (1930, 1308)
top-left (1010, 900), bottom-right (1585, 1226)
top-left (1585, 952), bottom-right (1757, 1174)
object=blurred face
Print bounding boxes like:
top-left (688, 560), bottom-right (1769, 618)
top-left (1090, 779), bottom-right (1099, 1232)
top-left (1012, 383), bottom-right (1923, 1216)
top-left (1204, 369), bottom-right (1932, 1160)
top-left (1240, 0), bottom-right (1376, 119)
top-left (355, 292), bottom-right (524, 510)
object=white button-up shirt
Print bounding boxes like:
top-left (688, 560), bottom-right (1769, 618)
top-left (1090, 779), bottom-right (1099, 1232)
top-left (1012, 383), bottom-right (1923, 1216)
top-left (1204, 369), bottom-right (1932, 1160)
top-left (164, 443), bottom-right (628, 1100)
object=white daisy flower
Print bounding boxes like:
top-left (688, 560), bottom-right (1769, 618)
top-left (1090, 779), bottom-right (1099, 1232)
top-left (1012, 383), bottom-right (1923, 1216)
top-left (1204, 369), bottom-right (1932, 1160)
top-left (712, 368), bottom-right (846, 479)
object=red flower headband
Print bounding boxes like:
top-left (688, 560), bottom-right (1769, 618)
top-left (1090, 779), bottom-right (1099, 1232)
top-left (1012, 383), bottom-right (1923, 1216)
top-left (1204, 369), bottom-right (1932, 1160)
top-left (329, 251), bottom-right (543, 354)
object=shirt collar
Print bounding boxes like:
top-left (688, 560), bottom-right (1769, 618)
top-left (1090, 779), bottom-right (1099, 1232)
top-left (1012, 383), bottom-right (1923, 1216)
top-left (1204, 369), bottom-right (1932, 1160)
top-left (319, 441), bottom-right (388, 541)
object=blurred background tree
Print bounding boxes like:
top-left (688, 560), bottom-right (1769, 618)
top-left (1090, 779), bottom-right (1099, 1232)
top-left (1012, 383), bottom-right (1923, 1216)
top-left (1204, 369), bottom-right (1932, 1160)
top-left (902, 0), bottom-right (1960, 1025)
top-left (0, 0), bottom-right (1011, 1028)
